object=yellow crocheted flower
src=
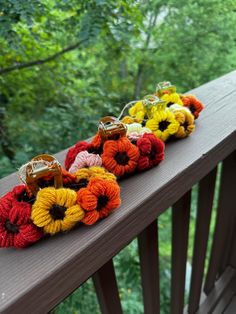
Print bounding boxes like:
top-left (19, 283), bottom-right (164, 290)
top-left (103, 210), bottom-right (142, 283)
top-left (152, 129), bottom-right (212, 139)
top-left (169, 104), bottom-right (195, 138)
top-left (146, 109), bottom-right (179, 141)
top-left (121, 116), bottom-right (136, 124)
top-left (31, 187), bottom-right (85, 234)
top-left (160, 92), bottom-right (183, 107)
top-left (128, 101), bottom-right (145, 122)
top-left (75, 166), bottom-right (116, 186)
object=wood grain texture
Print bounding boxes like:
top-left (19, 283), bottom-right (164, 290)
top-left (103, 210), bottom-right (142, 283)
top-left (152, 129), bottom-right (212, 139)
top-left (204, 152), bottom-right (236, 295)
top-left (138, 220), bottom-right (160, 314)
top-left (0, 70), bottom-right (236, 313)
top-left (196, 267), bottom-right (236, 314)
top-left (224, 295), bottom-right (236, 314)
top-left (188, 167), bottom-right (217, 313)
top-left (93, 259), bottom-right (123, 314)
top-left (171, 191), bottom-right (191, 314)
top-left (212, 277), bottom-right (236, 314)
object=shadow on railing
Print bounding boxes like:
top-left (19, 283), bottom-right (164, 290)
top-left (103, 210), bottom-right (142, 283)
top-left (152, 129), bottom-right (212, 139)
top-left (0, 70), bottom-right (236, 314)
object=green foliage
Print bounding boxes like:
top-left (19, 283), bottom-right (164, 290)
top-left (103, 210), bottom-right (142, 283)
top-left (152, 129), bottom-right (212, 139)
top-left (1, 0), bottom-right (235, 176)
top-left (0, 0), bottom-right (234, 312)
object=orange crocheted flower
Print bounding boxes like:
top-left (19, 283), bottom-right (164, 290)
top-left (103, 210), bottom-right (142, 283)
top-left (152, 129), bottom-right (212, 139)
top-left (180, 95), bottom-right (204, 119)
top-left (77, 177), bottom-right (121, 225)
top-left (101, 137), bottom-right (140, 177)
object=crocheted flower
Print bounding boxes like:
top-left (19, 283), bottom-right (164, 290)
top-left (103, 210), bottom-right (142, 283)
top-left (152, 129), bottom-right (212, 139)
top-left (31, 187), bottom-right (85, 234)
top-left (146, 109), bottom-right (179, 141)
top-left (91, 133), bottom-right (103, 151)
top-left (126, 123), bottom-right (151, 135)
top-left (169, 104), bottom-right (195, 138)
top-left (75, 166), bottom-right (116, 189)
top-left (160, 92), bottom-right (183, 107)
top-left (77, 177), bottom-right (121, 225)
top-left (136, 133), bottom-right (165, 170)
top-left (121, 116), bottom-right (136, 124)
top-left (180, 94), bottom-right (204, 119)
top-left (69, 151), bottom-right (102, 173)
top-left (126, 123), bottom-right (152, 142)
top-left (0, 185), bottom-right (43, 248)
top-left (65, 141), bottom-right (91, 170)
top-left (128, 101), bottom-right (145, 123)
top-left (101, 137), bottom-right (140, 177)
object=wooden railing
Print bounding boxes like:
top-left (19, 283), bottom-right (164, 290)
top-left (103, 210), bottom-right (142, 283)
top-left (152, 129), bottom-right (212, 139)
top-left (0, 70), bottom-right (236, 314)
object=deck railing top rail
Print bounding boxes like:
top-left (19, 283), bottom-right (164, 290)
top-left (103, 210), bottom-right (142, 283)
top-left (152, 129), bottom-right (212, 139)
top-left (0, 70), bottom-right (236, 314)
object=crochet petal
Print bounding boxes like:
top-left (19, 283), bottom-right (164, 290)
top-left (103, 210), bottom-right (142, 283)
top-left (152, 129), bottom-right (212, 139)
top-left (103, 140), bottom-right (118, 155)
top-left (82, 211), bottom-right (100, 225)
top-left (61, 205), bottom-right (85, 231)
top-left (77, 188), bottom-right (97, 211)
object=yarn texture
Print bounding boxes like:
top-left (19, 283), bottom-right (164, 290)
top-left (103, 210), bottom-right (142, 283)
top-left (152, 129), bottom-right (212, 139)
top-left (146, 109), bottom-right (179, 141)
top-left (159, 91), bottom-right (183, 107)
top-left (75, 166), bottom-right (116, 186)
top-left (128, 101), bottom-right (145, 123)
top-left (0, 185), bottom-right (43, 248)
top-left (136, 133), bottom-right (165, 170)
top-left (101, 137), bottom-right (140, 177)
top-left (169, 104), bottom-right (195, 138)
top-left (31, 187), bottom-right (85, 234)
top-left (65, 141), bottom-right (92, 170)
top-left (77, 177), bottom-right (121, 225)
top-left (69, 151), bottom-right (102, 173)
top-left (181, 94), bottom-right (204, 119)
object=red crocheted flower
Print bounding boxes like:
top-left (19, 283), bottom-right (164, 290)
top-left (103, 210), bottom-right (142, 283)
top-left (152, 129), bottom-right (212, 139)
top-left (0, 185), bottom-right (43, 248)
top-left (101, 137), bottom-right (140, 177)
top-left (65, 141), bottom-right (92, 170)
top-left (91, 133), bottom-right (103, 151)
top-left (77, 177), bottom-right (121, 225)
top-left (180, 95), bottom-right (204, 119)
top-left (136, 133), bottom-right (165, 170)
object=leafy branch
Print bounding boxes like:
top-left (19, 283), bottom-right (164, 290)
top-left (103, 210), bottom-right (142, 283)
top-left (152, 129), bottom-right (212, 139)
top-left (0, 39), bottom-right (88, 75)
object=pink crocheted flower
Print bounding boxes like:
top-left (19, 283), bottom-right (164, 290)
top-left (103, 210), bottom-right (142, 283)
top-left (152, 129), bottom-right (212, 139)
top-left (69, 151), bottom-right (102, 173)
top-left (127, 132), bottom-right (144, 142)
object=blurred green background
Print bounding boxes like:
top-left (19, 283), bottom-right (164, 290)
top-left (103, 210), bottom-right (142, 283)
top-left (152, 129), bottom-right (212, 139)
top-left (0, 1), bottom-right (235, 313)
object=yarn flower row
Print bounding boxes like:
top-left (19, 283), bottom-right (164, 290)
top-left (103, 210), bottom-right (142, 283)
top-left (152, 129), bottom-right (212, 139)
top-left (0, 165), bottom-right (121, 249)
top-left (120, 82), bottom-right (204, 142)
top-left (65, 127), bottom-right (165, 178)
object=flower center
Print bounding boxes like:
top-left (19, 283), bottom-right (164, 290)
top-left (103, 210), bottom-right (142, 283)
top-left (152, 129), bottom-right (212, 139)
top-left (5, 219), bottom-right (19, 233)
top-left (97, 196), bottom-right (109, 211)
top-left (159, 120), bottom-right (170, 131)
top-left (77, 179), bottom-right (89, 189)
top-left (149, 150), bottom-right (156, 160)
top-left (17, 191), bottom-right (35, 204)
top-left (183, 121), bottom-right (189, 130)
top-left (115, 152), bottom-right (130, 165)
top-left (166, 102), bottom-right (174, 107)
top-left (189, 104), bottom-right (196, 113)
top-left (64, 179), bottom-right (88, 191)
top-left (50, 204), bottom-right (67, 220)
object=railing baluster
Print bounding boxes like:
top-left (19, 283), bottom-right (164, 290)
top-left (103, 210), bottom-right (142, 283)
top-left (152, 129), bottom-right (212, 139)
top-left (229, 218), bottom-right (236, 268)
top-left (204, 151), bottom-right (236, 295)
top-left (219, 153), bottom-right (236, 274)
top-left (93, 259), bottom-right (123, 314)
top-left (188, 167), bottom-right (217, 313)
top-left (138, 219), bottom-right (160, 314)
top-left (171, 190), bottom-right (191, 314)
